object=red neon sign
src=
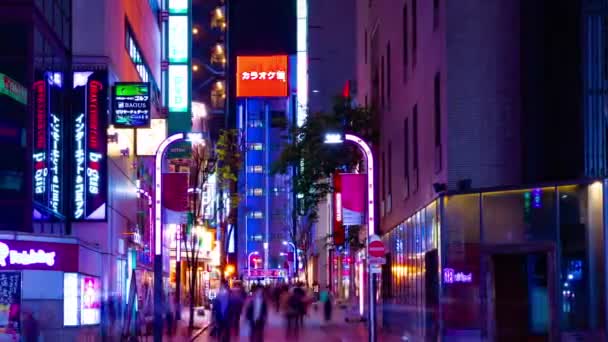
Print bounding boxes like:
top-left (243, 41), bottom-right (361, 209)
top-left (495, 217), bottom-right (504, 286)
top-left (236, 55), bottom-right (289, 98)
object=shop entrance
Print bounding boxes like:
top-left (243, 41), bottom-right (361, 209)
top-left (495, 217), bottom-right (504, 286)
top-left (486, 246), bottom-right (556, 342)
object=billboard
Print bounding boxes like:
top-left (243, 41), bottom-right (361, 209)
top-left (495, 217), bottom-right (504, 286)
top-left (333, 172), bottom-right (344, 246)
top-left (135, 118), bottom-right (167, 156)
top-left (236, 55), bottom-right (289, 98)
top-left (72, 71), bottom-right (108, 221)
top-left (0, 73), bottom-right (27, 105)
top-left (112, 83), bottom-right (150, 128)
top-left (32, 72), bottom-right (64, 219)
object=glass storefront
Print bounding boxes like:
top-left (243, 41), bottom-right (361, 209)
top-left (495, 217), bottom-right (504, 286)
top-left (381, 181), bottom-right (606, 341)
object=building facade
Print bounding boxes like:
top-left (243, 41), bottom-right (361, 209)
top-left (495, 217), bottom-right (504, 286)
top-left (356, 0), bottom-right (606, 340)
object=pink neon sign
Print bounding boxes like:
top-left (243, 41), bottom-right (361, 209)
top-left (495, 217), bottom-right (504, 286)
top-left (443, 268), bottom-right (473, 284)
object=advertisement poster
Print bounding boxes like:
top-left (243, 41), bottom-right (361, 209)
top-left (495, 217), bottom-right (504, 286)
top-left (80, 276), bottom-right (100, 325)
top-left (112, 83), bottom-right (151, 128)
top-left (0, 272), bottom-right (20, 338)
top-left (72, 71), bottom-right (108, 221)
top-left (340, 173), bottom-right (365, 225)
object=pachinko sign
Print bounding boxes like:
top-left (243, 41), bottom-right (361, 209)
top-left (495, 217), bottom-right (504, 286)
top-left (32, 72), bottom-right (64, 218)
top-left (236, 55), bottom-right (289, 97)
top-left (72, 71), bottom-right (108, 221)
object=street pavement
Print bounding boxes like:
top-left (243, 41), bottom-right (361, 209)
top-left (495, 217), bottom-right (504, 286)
top-left (194, 303), bottom-right (403, 342)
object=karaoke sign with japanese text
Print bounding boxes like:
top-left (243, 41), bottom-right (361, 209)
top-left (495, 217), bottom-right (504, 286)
top-left (112, 83), bottom-right (151, 128)
top-left (236, 55), bottom-right (289, 98)
top-left (72, 71), bottom-right (108, 221)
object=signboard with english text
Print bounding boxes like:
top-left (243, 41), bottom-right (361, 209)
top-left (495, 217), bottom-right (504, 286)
top-left (112, 82), bottom-right (151, 128)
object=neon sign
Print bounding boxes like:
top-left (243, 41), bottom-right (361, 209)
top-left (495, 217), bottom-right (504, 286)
top-left (236, 55), bottom-right (289, 98)
top-left (443, 268), bottom-right (473, 284)
top-left (49, 114), bottom-right (61, 212)
top-left (72, 71), bottom-right (107, 220)
top-left (32, 74), bottom-right (64, 218)
top-left (0, 241), bottom-right (56, 267)
top-left (168, 65), bottom-right (188, 112)
top-left (0, 72), bottom-right (27, 105)
top-left (168, 16), bottom-right (188, 63)
top-left (112, 83), bottom-right (151, 127)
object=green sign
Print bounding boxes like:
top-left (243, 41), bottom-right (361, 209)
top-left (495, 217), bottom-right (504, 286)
top-left (168, 65), bottom-right (188, 112)
top-left (0, 73), bottom-right (27, 105)
top-left (168, 0), bottom-right (188, 14)
top-left (115, 83), bottom-right (148, 96)
top-left (169, 16), bottom-right (189, 63)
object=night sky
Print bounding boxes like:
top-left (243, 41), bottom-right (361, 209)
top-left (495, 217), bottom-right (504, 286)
top-left (229, 0), bottom-right (296, 55)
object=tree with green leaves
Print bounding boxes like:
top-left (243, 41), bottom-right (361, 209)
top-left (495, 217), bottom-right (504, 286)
top-left (215, 128), bottom-right (243, 281)
top-left (273, 96), bottom-right (377, 283)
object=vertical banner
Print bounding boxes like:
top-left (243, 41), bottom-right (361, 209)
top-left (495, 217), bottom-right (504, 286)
top-left (162, 173), bottom-right (188, 224)
top-left (340, 173), bottom-right (365, 225)
top-left (333, 172), bottom-right (345, 246)
top-left (0, 271), bottom-right (21, 337)
top-left (32, 72), bottom-right (64, 219)
top-left (72, 71), bottom-right (108, 221)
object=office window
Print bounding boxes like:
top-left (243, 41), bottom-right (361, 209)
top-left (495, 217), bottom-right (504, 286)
top-left (412, 0), bottom-right (417, 66)
top-left (248, 120), bottom-right (264, 128)
top-left (365, 30), bottom-right (368, 64)
top-left (404, 118), bottom-right (410, 196)
top-left (248, 211), bottom-right (264, 219)
top-left (402, 4), bottom-right (408, 81)
top-left (388, 141), bottom-right (393, 212)
top-left (250, 234), bottom-right (264, 242)
top-left (381, 56), bottom-right (385, 108)
top-left (387, 42), bottom-right (391, 110)
top-left (247, 143), bottom-right (264, 151)
top-left (248, 188), bottom-right (264, 196)
top-left (413, 105), bottom-right (419, 191)
top-left (382, 152), bottom-right (386, 205)
top-left (433, 0), bottom-right (439, 30)
top-left (247, 165), bottom-right (264, 173)
top-left (434, 72), bottom-right (442, 172)
top-left (125, 20), bottom-right (160, 105)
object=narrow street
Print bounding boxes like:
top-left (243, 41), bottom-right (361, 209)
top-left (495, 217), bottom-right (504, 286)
top-left (194, 304), bottom-right (403, 342)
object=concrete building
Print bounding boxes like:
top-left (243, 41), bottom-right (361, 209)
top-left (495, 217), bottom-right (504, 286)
top-left (357, 0), bottom-right (606, 340)
top-left (0, 0), bottom-right (162, 339)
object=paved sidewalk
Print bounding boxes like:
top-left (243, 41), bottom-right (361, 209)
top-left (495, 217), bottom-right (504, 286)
top-left (194, 303), bottom-right (402, 342)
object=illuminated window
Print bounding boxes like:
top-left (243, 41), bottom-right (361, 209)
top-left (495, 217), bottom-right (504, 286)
top-left (125, 21), bottom-right (160, 105)
top-left (248, 188), bottom-right (264, 196)
top-left (247, 143), bottom-right (263, 151)
top-left (250, 234), bottom-right (264, 242)
top-left (248, 211), bottom-right (264, 219)
top-left (248, 120), bottom-right (264, 128)
top-left (247, 165), bottom-right (264, 173)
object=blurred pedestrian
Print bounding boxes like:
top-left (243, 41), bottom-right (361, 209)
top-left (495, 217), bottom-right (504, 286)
top-left (230, 284), bottom-right (246, 337)
top-left (246, 286), bottom-right (268, 342)
top-left (212, 283), bottom-right (232, 342)
top-left (22, 311), bottom-right (40, 342)
top-left (320, 286), bottom-right (333, 322)
top-left (166, 293), bottom-right (176, 339)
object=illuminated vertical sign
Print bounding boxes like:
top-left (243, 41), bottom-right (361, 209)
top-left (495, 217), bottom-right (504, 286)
top-left (32, 73), bottom-right (64, 218)
top-left (297, 0), bottom-right (308, 127)
top-left (72, 71), bottom-right (108, 221)
top-left (168, 0), bottom-right (188, 13)
top-left (168, 65), bottom-right (188, 112)
top-left (168, 16), bottom-right (188, 63)
top-left (32, 80), bottom-right (48, 205)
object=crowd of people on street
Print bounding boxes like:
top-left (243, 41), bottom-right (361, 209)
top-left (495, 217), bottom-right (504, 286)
top-left (210, 281), bottom-right (334, 341)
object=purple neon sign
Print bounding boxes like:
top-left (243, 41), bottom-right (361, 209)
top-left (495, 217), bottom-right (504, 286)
top-left (0, 240), bottom-right (78, 272)
top-left (443, 268), bottom-right (473, 284)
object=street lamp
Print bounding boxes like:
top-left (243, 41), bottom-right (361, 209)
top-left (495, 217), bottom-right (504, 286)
top-left (153, 132), bottom-right (205, 342)
top-left (324, 132), bottom-right (376, 342)
top-left (248, 251), bottom-right (259, 278)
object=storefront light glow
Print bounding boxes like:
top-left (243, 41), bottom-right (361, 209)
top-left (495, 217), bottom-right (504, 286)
top-left (63, 273), bottom-right (79, 326)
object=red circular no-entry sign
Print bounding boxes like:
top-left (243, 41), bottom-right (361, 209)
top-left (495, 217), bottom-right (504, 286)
top-left (369, 239), bottom-right (385, 258)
